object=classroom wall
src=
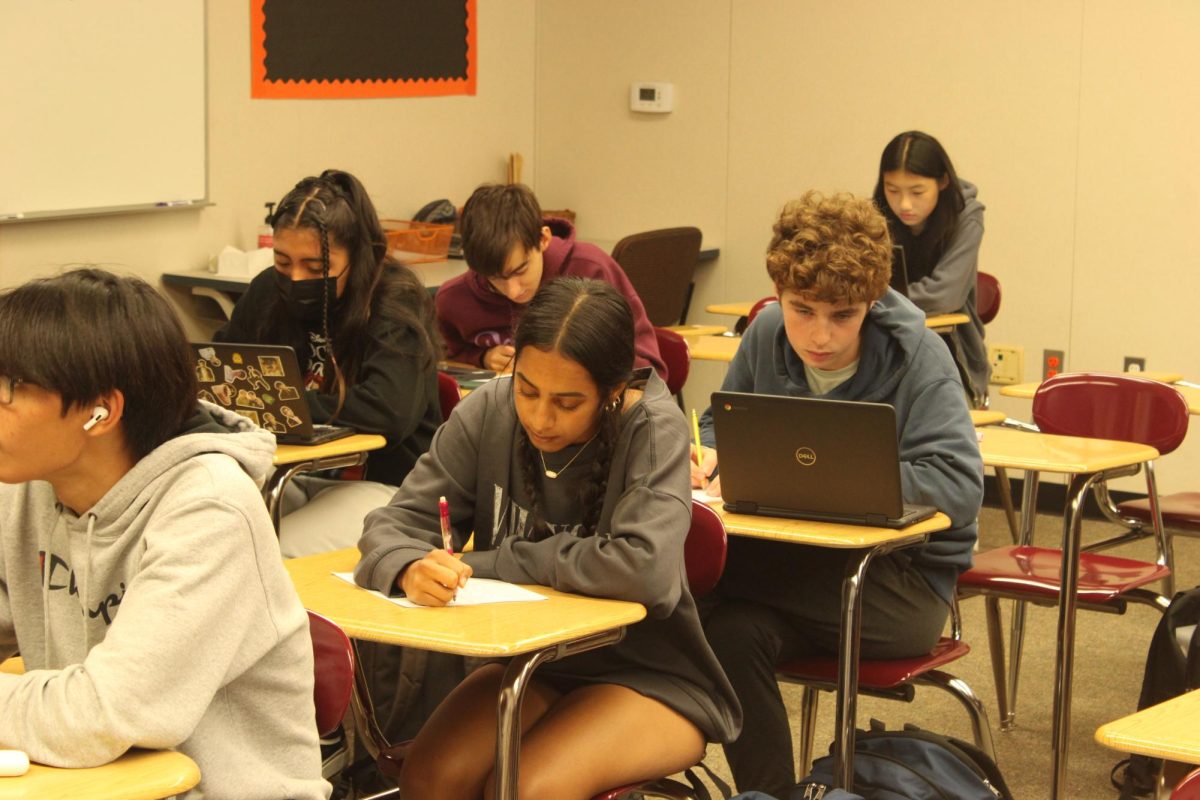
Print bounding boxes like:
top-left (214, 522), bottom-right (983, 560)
top-left (0, 0), bottom-right (537, 339)
top-left (535, 0), bottom-right (1200, 495)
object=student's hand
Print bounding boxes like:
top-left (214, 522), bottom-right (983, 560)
top-left (397, 550), bottom-right (473, 606)
top-left (705, 475), bottom-right (722, 498)
top-left (483, 345), bottom-right (516, 373)
top-left (690, 445), bottom-right (718, 489)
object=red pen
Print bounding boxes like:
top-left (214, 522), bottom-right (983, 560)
top-left (438, 495), bottom-right (454, 555)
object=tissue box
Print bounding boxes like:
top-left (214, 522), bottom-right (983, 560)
top-left (215, 247), bottom-right (273, 277)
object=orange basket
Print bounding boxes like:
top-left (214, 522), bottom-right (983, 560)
top-left (381, 219), bottom-right (453, 263)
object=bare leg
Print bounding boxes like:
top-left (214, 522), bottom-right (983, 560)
top-left (484, 683), bottom-right (706, 800)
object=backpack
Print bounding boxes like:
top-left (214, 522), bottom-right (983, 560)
top-left (790, 720), bottom-right (1012, 800)
top-left (1112, 585), bottom-right (1200, 798)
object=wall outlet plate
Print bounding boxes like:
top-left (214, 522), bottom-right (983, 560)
top-left (1043, 349), bottom-right (1065, 381)
top-left (988, 345), bottom-right (1024, 385)
top-left (1124, 356), bottom-right (1146, 373)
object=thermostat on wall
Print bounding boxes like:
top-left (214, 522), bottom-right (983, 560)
top-left (630, 82), bottom-right (674, 113)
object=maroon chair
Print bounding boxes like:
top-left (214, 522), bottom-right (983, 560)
top-left (1173, 767), bottom-right (1200, 800)
top-left (654, 327), bottom-right (691, 407)
top-left (747, 296), bottom-right (778, 328)
top-left (309, 611), bottom-right (356, 780)
top-left (370, 501), bottom-right (728, 800)
top-left (976, 271), bottom-right (1001, 325)
top-left (775, 597), bottom-right (995, 775)
top-left (958, 373), bottom-right (1182, 734)
top-left (436, 371), bottom-right (461, 421)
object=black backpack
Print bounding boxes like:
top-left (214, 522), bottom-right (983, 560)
top-left (1113, 586), bottom-right (1200, 798)
top-left (791, 720), bottom-right (1011, 800)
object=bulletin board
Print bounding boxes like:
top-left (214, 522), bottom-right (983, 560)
top-left (0, 0), bottom-right (207, 222)
top-left (251, 0), bottom-right (477, 100)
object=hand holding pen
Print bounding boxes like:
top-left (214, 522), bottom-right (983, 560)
top-left (690, 409), bottom-right (718, 492)
top-left (396, 495), bottom-right (472, 605)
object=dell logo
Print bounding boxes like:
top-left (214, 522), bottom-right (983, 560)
top-left (795, 447), bottom-right (816, 466)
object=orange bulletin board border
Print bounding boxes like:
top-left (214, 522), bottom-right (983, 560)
top-left (250, 0), bottom-right (477, 99)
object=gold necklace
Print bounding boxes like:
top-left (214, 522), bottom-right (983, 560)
top-left (538, 435), bottom-right (597, 479)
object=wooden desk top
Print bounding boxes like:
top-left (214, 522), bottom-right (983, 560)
top-left (969, 409), bottom-right (1006, 427)
top-left (688, 334), bottom-right (742, 362)
top-left (1095, 688), bottom-right (1200, 764)
top-left (662, 323), bottom-right (729, 338)
top-left (0, 750), bottom-right (200, 800)
top-left (705, 501), bottom-right (950, 549)
top-left (273, 434), bottom-right (387, 467)
top-left (999, 371), bottom-right (1185, 400)
top-left (705, 301), bottom-right (967, 329)
top-left (285, 548), bottom-right (646, 657)
top-left (977, 426), bottom-right (1158, 474)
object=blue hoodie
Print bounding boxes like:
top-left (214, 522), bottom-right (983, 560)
top-left (700, 290), bottom-right (982, 602)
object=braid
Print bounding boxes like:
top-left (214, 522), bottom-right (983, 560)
top-left (578, 400), bottom-right (620, 537)
top-left (314, 217), bottom-right (347, 420)
top-left (517, 431), bottom-right (552, 540)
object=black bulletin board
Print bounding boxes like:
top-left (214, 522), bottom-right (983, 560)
top-left (251, 0), bottom-right (476, 99)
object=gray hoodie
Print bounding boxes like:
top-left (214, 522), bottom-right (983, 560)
top-left (355, 369), bottom-right (742, 743)
top-left (0, 402), bottom-right (328, 800)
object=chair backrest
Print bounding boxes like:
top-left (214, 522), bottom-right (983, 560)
top-left (610, 227), bottom-right (703, 327)
top-left (437, 371), bottom-right (461, 421)
top-left (686, 501), bottom-right (727, 598)
top-left (976, 271), bottom-right (1001, 325)
top-left (1172, 766), bottom-right (1200, 800)
top-left (653, 327), bottom-right (691, 396)
top-left (308, 610), bottom-right (355, 737)
top-left (1033, 372), bottom-right (1190, 456)
top-left (747, 296), bottom-right (778, 328)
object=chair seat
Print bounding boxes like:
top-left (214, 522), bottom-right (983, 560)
top-left (959, 545), bottom-right (1170, 603)
top-left (1118, 492), bottom-right (1200, 529)
top-left (777, 637), bottom-right (969, 689)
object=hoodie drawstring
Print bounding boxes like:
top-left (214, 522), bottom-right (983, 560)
top-left (82, 513), bottom-right (96, 653)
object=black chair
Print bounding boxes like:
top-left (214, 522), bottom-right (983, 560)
top-left (611, 227), bottom-right (703, 327)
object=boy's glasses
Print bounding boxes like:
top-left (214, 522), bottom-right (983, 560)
top-left (0, 376), bottom-right (24, 405)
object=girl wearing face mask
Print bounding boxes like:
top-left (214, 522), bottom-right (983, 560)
top-left (873, 131), bottom-right (989, 407)
top-left (216, 169), bottom-right (442, 556)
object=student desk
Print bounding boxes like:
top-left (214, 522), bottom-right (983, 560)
top-left (975, 426), bottom-right (1160, 798)
top-left (284, 547), bottom-right (646, 800)
top-left (710, 503), bottom-right (951, 790)
top-left (267, 434), bottom-right (388, 531)
top-left (1095, 688), bottom-right (1200, 765)
top-left (969, 409), bottom-right (1006, 427)
top-left (999, 371), bottom-right (1185, 401)
top-left (704, 301), bottom-right (970, 335)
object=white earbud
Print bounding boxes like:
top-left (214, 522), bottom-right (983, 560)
top-left (82, 406), bottom-right (109, 431)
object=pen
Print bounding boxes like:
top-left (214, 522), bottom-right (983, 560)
top-left (0, 213), bottom-right (24, 221)
top-left (155, 200), bottom-right (193, 207)
top-left (438, 495), bottom-right (454, 554)
top-left (691, 409), bottom-right (703, 467)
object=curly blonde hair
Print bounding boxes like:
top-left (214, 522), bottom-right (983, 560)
top-left (765, 191), bottom-right (892, 304)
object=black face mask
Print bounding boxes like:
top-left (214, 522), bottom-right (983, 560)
top-left (275, 272), bottom-right (337, 325)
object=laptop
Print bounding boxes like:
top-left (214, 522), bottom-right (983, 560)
top-left (191, 342), bottom-right (355, 445)
top-left (711, 391), bottom-right (936, 528)
top-left (890, 244), bottom-right (910, 297)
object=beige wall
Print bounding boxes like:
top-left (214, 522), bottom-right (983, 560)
top-left (536, 0), bottom-right (1200, 494)
top-left (0, 0), bottom-right (537, 339)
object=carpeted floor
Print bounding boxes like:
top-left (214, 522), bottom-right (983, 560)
top-left (685, 503), bottom-right (1193, 800)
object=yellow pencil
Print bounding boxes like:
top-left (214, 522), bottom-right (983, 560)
top-left (691, 408), bottom-right (704, 468)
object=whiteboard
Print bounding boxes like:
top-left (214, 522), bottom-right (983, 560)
top-left (0, 0), bottom-right (206, 221)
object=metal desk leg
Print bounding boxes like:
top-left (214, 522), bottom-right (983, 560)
top-left (833, 548), bottom-right (878, 789)
top-left (1050, 471), bottom-right (1101, 800)
top-left (1004, 470), bottom-right (1041, 730)
top-left (263, 463), bottom-right (312, 532)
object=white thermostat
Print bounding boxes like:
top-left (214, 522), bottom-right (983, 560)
top-left (630, 82), bottom-right (675, 113)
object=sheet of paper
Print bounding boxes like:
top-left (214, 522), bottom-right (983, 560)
top-left (693, 487), bottom-right (721, 503)
top-left (333, 572), bottom-right (547, 608)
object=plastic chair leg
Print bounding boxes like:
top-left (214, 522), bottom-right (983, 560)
top-left (917, 670), bottom-right (997, 762)
top-left (797, 686), bottom-right (820, 778)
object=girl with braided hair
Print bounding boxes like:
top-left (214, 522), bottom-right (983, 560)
top-left (354, 277), bottom-right (740, 799)
top-left (216, 169), bottom-right (442, 556)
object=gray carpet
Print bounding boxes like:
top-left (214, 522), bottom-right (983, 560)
top-left (685, 503), bottom-right (1192, 800)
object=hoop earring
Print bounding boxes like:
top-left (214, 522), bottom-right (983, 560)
top-left (605, 396), bottom-right (622, 413)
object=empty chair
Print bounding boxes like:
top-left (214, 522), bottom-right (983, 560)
top-left (776, 596), bottom-right (995, 776)
top-left (654, 327), bottom-right (691, 407)
top-left (611, 227), bottom-right (703, 327)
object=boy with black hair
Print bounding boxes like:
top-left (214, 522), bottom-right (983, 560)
top-left (694, 192), bottom-right (983, 796)
top-left (435, 182), bottom-right (666, 378)
top-left (0, 269), bottom-right (328, 799)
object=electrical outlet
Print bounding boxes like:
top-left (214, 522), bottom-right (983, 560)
top-left (988, 345), bottom-right (1024, 385)
top-left (1124, 356), bottom-right (1146, 373)
top-left (1042, 349), bottom-right (1065, 380)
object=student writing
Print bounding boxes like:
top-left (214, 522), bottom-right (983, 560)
top-left (874, 130), bottom-right (989, 406)
top-left (0, 269), bottom-right (327, 799)
top-left (356, 277), bottom-right (739, 799)
top-left (434, 182), bottom-right (666, 378)
top-left (215, 169), bottom-right (442, 556)
top-left (693, 193), bottom-right (983, 796)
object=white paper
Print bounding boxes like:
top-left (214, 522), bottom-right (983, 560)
top-left (333, 572), bottom-right (547, 608)
top-left (693, 487), bottom-right (721, 503)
